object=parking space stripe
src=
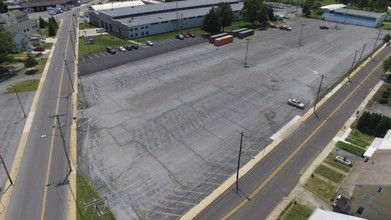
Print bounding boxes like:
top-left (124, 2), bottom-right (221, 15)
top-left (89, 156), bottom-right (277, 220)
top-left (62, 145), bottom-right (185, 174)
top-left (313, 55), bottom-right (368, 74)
top-left (87, 55), bottom-right (93, 59)
top-left (99, 52), bottom-right (106, 56)
top-left (94, 54), bottom-right (99, 58)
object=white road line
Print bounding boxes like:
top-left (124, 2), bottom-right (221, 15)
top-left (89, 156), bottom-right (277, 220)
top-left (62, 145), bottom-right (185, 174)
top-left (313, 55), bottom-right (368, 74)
top-left (94, 54), bottom-right (99, 58)
top-left (87, 55), bottom-right (93, 59)
top-left (100, 52), bottom-right (106, 56)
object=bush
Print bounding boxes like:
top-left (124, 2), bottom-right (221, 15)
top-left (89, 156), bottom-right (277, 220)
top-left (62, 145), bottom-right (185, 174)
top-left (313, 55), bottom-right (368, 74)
top-left (25, 69), bottom-right (38, 75)
top-left (336, 141), bottom-right (365, 157)
top-left (379, 98), bottom-right (388, 104)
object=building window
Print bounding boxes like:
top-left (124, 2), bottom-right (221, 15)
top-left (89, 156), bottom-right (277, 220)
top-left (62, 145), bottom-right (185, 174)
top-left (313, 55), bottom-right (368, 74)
top-left (141, 26), bottom-right (144, 29)
top-left (130, 34), bottom-right (133, 37)
top-left (377, 187), bottom-right (384, 193)
top-left (141, 32), bottom-right (144, 36)
top-left (145, 26), bottom-right (148, 29)
top-left (363, 195), bottom-right (371, 204)
top-left (146, 31), bottom-right (149, 35)
top-left (130, 28), bottom-right (133, 31)
top-left (135, 33), bottom-right (138, 36)
top-left (135, 27), bottom-right (138, 30)
top-left (161, 21), bottom-right (168, 23)
top-left (151, 22), bottom-right (158, 25)
top-left (356, 206), bottom-right (364, 215)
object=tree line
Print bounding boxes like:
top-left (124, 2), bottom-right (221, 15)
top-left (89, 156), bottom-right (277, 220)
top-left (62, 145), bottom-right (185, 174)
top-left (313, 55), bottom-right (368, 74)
top-left (357, 111), bottom-right (391, 138)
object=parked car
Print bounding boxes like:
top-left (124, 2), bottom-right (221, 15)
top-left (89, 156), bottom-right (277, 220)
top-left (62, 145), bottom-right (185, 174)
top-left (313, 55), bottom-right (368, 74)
top-left (279, 25), bottom-right (292, 31)
top-left (118, 46), bottom-right (126, 52)
top-left (335, 155), bottom-right (352, 166)
top-left (287, 99), bottom-right (305, 109)
top-left (320, 25), bottom-right (329, 30)
top-left (186, 32), bottom-right (195, 38)
top-left (175, 34), bottom-right (184, 40)
top-left (96, 28), bottom-right (106, 33)
top-left (33, 46), bottom-right (45, 52)
top-left (146, 40), bottom-right (154, 46)
top-left (124, 45), bottom-right (133, 51)
top-left (132, 44), bottom-right (139, 50)
top-left (106, 46), bottom-right (116, 54)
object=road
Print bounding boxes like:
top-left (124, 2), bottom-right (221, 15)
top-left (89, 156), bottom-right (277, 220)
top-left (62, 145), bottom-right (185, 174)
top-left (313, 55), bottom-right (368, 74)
top-left (197, 43), bottom-right (391, 219)
top-left (4, 9), bottom-right (77, 220)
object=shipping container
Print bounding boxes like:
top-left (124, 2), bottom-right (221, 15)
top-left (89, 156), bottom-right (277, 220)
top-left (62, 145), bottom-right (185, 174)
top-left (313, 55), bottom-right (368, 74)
top-left (231, 28), bottom-right (248, 37)
top-left (238, 29), bottom-right (255, 39)
top-left (209, 33), bottom-right (229, 43)
top-left (214, 35), bottom-right (234, 46)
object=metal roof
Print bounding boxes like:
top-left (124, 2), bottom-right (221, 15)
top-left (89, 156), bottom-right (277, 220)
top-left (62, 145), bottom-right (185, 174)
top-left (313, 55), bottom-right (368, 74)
top-left (100, 0), bottom-right (239, 18)
top-left (334, 8), bottom-right (386, 19)
top-left (117, 2), bottom-right (243, 27)
top-left (90, 1), bottom-right (146, 11)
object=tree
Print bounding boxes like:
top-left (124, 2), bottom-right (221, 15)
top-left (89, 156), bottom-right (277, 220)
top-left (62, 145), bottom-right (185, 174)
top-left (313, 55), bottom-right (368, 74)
top-left (384, 34), bottom-right (391, 43)
top-left (0, 30), bottom-right (17, 65)
top-left (48, 21), bottom-right (56, 36)
top-left (241, 0), bottom-right (263, 24)
top-left (217, 2), bottom-right (234, 32)
top-left (23, 55), bottom-right (38, 69)
top-left (383, 57), bottom-right (391, 72)
top-left (258, 4), bottom-right (270, 26)
top-left (202, 7), bottom-right (221, 34)
top-left (0, 1), bottom-right (8, 13)
top-left (302, 1), bottom-right (312, 18)
top-left (39, 17), bottom-right (47, 29)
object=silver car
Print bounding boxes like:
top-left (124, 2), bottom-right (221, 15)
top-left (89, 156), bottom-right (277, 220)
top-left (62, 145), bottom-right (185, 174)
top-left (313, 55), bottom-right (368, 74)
top-left (287, 99), bottom-right (305, 109)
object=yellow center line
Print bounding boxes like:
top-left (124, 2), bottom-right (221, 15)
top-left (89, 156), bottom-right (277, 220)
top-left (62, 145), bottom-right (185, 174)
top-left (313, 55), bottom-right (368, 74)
top-left (223, 54), bottom-right (388, 220)
top-left (40, 29), bottom-right (70, 220)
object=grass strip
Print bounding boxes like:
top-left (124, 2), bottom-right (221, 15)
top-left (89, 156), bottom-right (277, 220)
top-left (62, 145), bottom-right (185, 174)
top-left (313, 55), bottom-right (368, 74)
top-left (314, 165), bottom-right (345, 184)
top-left (324, 153), bottom-right (351, 173)
top-left (336, 141), bottom-right (365, 157)
top-left (4, 80), bottom-right (39, 94)
top-left (305, 176), bottom-right (337, 203)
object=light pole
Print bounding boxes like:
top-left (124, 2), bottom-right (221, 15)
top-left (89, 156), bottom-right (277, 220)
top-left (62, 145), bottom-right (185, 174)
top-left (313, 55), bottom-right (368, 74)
top-left (68, 31), bottom-right (76, 59)
top-left (348, 50), bottom-right (359, 82)
top-left (13, 87), bottom-right (27, 118)
top-left (358, 42), bottom-right (366, 63)
top-left (236, 131), bottom-right (244, 193)
top-left (313, 74), bottom-right (324, 116)
top-left (0, 153), bottom-right (13, 185)
top-left (64, 59), bottom-right (75, 95)
top-left (244, 37), bottom-right (251, 68)
top-left (298, 24), bottom-right (305, 46)
top-left (372, 30), bottom-right (381, 58)
top-left (49, 114), bottom-right (72, 183)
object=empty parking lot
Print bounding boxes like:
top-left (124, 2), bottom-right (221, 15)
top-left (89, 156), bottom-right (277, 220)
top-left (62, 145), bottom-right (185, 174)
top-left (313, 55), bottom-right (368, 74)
top-left (77, 17), bottom-right (387, 219)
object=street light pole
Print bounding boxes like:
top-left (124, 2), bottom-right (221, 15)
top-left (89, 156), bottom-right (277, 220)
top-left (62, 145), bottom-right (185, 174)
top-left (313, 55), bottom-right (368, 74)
top-left (0, 154), bottom-right (13, 185)
top-left (348, 50), bottom-right (359, 82)
top-left (68, 31), bottom-right (76, 60)
top-left (298, 24), bottom-right (305, 46)
top-left (372, 30), bottom-right (381, 57)
top-left (64, 59), bottom-right (75, 95)
top-left (236, 131), bottom-right (244, 193)
top-left (244, 38), bottom-right (251, 68)
top-left (13, 87), bottom-right (27, 118)
top-left (50, 114), bottom-right (73, 180)
top-left (313, 74), bottom-right (324, 116)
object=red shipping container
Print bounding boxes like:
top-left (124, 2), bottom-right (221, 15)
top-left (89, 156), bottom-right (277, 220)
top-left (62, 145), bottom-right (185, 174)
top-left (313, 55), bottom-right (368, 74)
top-left (214, 35), bottom-right (233, 46)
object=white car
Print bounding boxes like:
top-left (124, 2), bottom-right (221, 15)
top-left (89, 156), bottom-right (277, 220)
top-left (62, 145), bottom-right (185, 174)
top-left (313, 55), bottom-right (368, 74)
top-left (118, 46), bottom-right (126, 52)
top-left (335, 155), bottom-right (352, 166)
top-left (287, 99), bottom-right (305, 109)
top-left (146, 40), bottom-right (154, 46)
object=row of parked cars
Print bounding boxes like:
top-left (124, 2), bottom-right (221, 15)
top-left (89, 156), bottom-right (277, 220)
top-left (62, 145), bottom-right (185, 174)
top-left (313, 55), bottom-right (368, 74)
top-left (106, 44), bottom-right (139, 54)
top-left (175, 33), bottom-right (195, 40)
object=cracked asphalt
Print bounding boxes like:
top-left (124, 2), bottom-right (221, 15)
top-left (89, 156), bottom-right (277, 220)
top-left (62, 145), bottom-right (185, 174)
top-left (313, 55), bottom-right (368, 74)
top-left (77, 17), bottom-right (387, 219)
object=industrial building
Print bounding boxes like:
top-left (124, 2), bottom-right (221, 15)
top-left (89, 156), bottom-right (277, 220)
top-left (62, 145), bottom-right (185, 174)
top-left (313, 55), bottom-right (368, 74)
top-left (89, 0), bottom-right (243, 40)
top-left (322, 8), bottom-right (386, 28)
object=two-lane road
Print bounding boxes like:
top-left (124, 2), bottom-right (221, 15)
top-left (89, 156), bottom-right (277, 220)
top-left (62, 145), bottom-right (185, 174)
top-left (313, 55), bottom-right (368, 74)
top-left (5, 10), bottom-right (77, 220)
top-left (197, 45), bottom-right (391, 219)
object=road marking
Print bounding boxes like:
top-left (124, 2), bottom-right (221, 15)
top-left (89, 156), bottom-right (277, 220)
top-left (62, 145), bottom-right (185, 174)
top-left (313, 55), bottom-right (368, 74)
top-left (87, 55), bottom-right (93, 59)
top-left (94, 54), bottom-right (99, 58)
top-left (99, 52), bottom-right (106, 57)
top-left (40, 34), bottom-right (70, 220)
top-left (222, 53), bottom-right (388, 220)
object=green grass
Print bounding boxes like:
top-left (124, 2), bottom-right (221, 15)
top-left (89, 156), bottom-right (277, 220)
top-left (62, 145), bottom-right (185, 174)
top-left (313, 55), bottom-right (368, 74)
top-left (4, 80), bottom-right (39, 94)
top-left (37, 58), bottom-right (48, 73)
top-left (336, 141), bottom-right (366, 157)
top-left (77, 174), bottom-right (116, 220)
top-left (324, 153), bottom-right (351, 173)
top-left (279, 202), bottom-right (313, 220)
top-left (40, 28), bottom-right (48, 37)
top-left (79, 23), bottom-right (96, 30)
top-left (380, 22), bottom-right (391, 30)
top-left (314, 165), bottom-right (345, 184)
top-left (306, 176), bottom-right (337, 203)
top-left (43, 42), bottom-right (53, 49)
top-left (78, 35), bottom-right (130, 56)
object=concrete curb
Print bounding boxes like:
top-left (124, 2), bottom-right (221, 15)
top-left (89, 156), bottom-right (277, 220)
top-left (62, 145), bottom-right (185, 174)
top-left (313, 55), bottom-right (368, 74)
top-left (0, 20), bottom-right (63, 219)
top-left (181, 42), bottom-right (389, 219)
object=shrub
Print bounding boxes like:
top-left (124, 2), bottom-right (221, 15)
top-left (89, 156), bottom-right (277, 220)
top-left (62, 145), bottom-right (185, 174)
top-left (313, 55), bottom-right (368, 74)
top-left (336, 141), bottom-right (365, 157)
top-left (379, 98), bottom-right (388, 104)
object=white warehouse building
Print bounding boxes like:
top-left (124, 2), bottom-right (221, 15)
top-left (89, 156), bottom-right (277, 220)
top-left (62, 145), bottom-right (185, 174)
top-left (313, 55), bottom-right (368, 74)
top-left (89, 0), bottom-right (243, 40)
top-left (322, 8), bottom-right (386, 28)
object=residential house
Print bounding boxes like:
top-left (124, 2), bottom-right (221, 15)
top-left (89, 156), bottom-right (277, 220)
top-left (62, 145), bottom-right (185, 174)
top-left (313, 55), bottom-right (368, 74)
top-left (336, 150), bottom-right (391, 220)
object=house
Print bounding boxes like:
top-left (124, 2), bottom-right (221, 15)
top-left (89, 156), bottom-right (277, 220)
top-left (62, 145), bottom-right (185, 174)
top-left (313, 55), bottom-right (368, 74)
top-left (336, 150), bottom-right (391, 219)
top-left (363, 130), bottom-right (391, 158)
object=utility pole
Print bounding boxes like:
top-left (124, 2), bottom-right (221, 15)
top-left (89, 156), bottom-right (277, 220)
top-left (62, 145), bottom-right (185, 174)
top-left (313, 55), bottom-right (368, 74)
top-left (358, 42), bottom-right (366, 63)
top-left (348, 50), bottom-right (359, 82)
top-left (236, 132), bottom-right (244, 193)
top-left (313, 74), bottom-right (324, 116)
top-left (176, 0), bottom-right (178, 31)
top-left (64, 59), bottom-right (75, 95)
top-left (298, 24), bottom-right (305, 46)
top-left (13, 87), bottom-right (27, 118)
top-left (372, 30), bottom-right (381, 57)
top-left (49, 114), bottom-right (72, 182)
top-left (343, 8), bottom-right (348, 25)
top-left (68, 31), bottom-right (76, 60)
top-left (0, 154), bottom-right (13, 185)
top-left (78, 73), bottom-right (88, 108)
top-left (244, 37), bottom-right (251, 68)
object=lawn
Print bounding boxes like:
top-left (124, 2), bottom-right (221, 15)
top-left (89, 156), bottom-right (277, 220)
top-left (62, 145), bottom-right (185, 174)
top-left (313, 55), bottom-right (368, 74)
top-left (336, 141), bottom-right (366, 157)
top-left (4, 80), bottom-right (39, 94)
top-left (79, 22), bottom-right (96, 30)
top-left (381, 22), bottom-right (391, 30)
top-left (305, 176), bottom-right (337, 203)
top-left (37, 58), bottom-right (48, 73)
top-left (346, 128), bottom-right (374, 147)
top-left (324, 153), bottom-right (351, 173)
top-left (278, 202), bottom-right (313, 220)
top-left (281, 0), bottom-right (337, 6)
top-left (77, 174), bottom-right (116, 220)
top-left (314, 165), bottom-right (345, 184)
top-left (78, 35), bottom-right (130, 56)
